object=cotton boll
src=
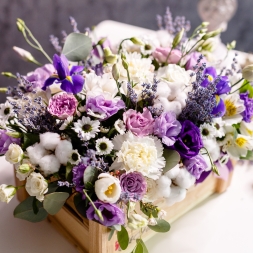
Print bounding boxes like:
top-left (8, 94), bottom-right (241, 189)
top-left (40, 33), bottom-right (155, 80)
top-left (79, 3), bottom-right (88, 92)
top-left (165, 185), bottom-right (186, 206)
top-left (174, 168), bottom-right (196, 189)
top-left (203, 139), bottom-right (221, 162)
top-left (174, 92), bottom-right (187, 108)
top-left (165, 164), bottom-right (180, 179)
top-left (40, 132), bottom-right (61, 151)
top-left (38, 154), bottom-right (61, 176)
top-left (27, 143), bottom-right (48, 165)
top-left (155, 97), bottom-right (182, 116)
top-left (156, 81), bottom-right (171, 98)
top-left (55, 140), bottom-right (73, 165)
top-left (156, 175), bottom-right (171, 198)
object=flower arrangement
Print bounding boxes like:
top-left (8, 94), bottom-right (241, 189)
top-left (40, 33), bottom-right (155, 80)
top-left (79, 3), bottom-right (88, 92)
top-left (1, 7), bottom-right (253, 252)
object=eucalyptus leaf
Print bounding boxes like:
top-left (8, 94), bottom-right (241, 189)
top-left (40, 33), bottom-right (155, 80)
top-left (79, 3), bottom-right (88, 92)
top-left (43, 192), bottom-right (69, 215)
top-left (108, 228), bottom-right (115, 241)
top-left (32, 197), bottom-right (39, 215)
top-left (47, 181), bottom-right (59, 194)
top-left (163, 149), bottom-right (180, 173)
top-left (22, 133), bottom-right (39, 150)
top-left (62, 33), bottom-right (92, 62)
top-left (83, 166), bottom-right (98, 186)
top-left (148, 219), bottom-right (171, 233)
top-left (65, 162), bottom-right (73, 181)
top-left (134, 241), bottom-right (143, 253)
top-left (14, 196), bottom-right (48, 223)
top-left (117, 225), bottom-right (129, 250)
top-left (136, 239), bottom-right (148, 253)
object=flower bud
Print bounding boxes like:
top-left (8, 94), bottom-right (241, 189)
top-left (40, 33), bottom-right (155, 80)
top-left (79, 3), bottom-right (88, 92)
top-left (227, 40), bottom-right (236, 50)
top-left (128, 214), bottom-right (148, 230)
top-left (97, 37), bottom-right (107, 46)
top-left (16, 18), bottom-right (25, 33)
top-left (103, 47), bottom-right (113, 57)
top-left (130, 37), bottom-right (144, 46)
top-left (112, 64), bottom-right (120, 81)
top-left (1, 72), bottom-right (16, 78)
top-left (172, 28), bottom-right (185, 48)
top-left (201, 21), bottom-right (209, 27)
top-left (0, 87), bottom-right (8, 93)
top-left (0, 184), bottom-right (16, 203)
top-left (242, 65), bottom-right (253, 81)
top-left (19, 164), bottom-right (31, 174)
top-left (105, 55), bottom-right (117, 64)
top-left (148, 216), bottom-right (157, 226)
top-left (122, 58), bottom-right (129, 70)
top-left (6, 132), bottom-right (22, 138)
top-left (202, 28), bottom-right (222, 40)
top-left (13, 46), bottom-right (38, 63)
top-left (157, 209), bottom-right (167, 219)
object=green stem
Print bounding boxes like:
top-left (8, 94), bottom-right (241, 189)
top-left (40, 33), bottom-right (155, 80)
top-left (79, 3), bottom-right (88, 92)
top-left (164, 47), bottom-right (173, 66)
top-left (231, 78), bottom-right (244, 88)
top-left (230, 81), bottom-right (250, 94)
top-left (201, 147), bottom-right (219, 175)
top-left (117, 38), bottom-right (130, 54)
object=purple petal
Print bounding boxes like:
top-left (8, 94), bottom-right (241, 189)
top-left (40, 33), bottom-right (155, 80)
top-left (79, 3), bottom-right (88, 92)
top-left (53, 54), bottom-right (69, 80)
top-left (70, 65), bottom-right (84, 76)
top-left (42, 77), bottom-right (59, 90)
top-left (211, 97), bottom-right (226, 117)
top-left (216, 76), bottom-right (231, 95)
top-left (60, 75), bottom-right (84, 94)
top-left (195, 170), bottom-right (211, 184)
top-left (200, 67), bottom-right (217, 87)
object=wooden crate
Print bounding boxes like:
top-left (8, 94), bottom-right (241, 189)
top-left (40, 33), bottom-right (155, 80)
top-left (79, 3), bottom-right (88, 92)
top-left (15, 171), bottom-right (233, 253)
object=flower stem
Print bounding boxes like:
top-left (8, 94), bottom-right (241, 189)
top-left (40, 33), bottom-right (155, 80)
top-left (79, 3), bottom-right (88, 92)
top-left (201, 147), bottom-right (220, 176)
top-left (231, 78), bottom-right (244, 88)
top-left (230, 81), bottom-right (249, 94)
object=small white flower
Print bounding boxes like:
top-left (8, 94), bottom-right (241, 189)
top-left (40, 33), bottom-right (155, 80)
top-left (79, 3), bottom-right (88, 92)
top-left (59, 116), bottom-right (73, 130)
top-left (73, 116), bottom-right (100, 141)
top-left (158, 209), bottom-right (167, 219)
top-left (0, 184), bottom-right (16, 203)
top-left (240, 121), bottom-right (253, 137)
top-left (25, 172), bottom-right (48, 201)
top-left (199, 123), bottom-right (216, 140)
top-left (5, 143), bottom-right (23, 164)
top-left (100, 126), bottom-right (109, 133)
top-left (148, 217), bottom-right (158, 226)
top-left (68, 150), bottom-right (81, 165)
top-left (95, 137), bottom-right (114, 155)
top-left (212, 117), bottom-right (225, 138)
top-left (139, 35), bottom-right (160, 55)
top-left (94, 173), bottom-right (121, 204)
top-left (128, 214), bottom-right (148, 230)
top-left (0, 101), bottom-right (14, 120)
top-left (86, 108), bottom-right (106, 119)
top-left (203, 138), bottom-right (221, 162)
top-left (114, 119), bottom-right (126, 135)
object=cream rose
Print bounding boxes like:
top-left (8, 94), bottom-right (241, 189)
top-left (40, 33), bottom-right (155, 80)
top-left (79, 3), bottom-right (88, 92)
top-left (0, 184), bottom-right (16, 203)
top-left (25, 172), bottom-right (48, 201)
top-left (5, 143), bottom-right (23, 164)
top-left (128, 214), bottom-right (148, 230)
top-left (94, 173), bottom-right (121, 204)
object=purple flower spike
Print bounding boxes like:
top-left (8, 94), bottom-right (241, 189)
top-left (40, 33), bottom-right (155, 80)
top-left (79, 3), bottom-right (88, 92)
top-left (42, 54), bottom-right (84, 94)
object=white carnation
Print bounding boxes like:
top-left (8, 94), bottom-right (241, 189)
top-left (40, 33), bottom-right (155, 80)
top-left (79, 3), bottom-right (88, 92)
top-left (38, 155), bottom-right (61, 176)
top-left (40, 132), bottom-right (61, 151)
top-left (55, 140), bottom-right (73, 165)
top-left (27, 143), bottom-right (48, 165)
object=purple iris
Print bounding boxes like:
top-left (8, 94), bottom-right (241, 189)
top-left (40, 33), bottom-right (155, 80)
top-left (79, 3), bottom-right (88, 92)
top-left (42, 54), bottom-right (84, 94)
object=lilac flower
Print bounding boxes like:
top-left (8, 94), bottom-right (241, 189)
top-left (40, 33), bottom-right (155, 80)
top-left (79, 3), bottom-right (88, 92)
top-left (185, 52), bottom-right (206, 71)
top-left (154, 111), bottom-right (182, 147)
top-left (120, 172), bottom-right (147, 201)
top-left (48, 93), bottom-right (78, 120)
top-left (42, 54), bottom-right (84, 94)
top-left (86, 95), bottom-right (125, 120)
top-left (183, 154), bottom-right (208, 179)
top-left (172, 120), bottom-right (203, 159)
top-left (240, 92), bottom-right (253, 122)
top-left (72, 163), bottom-right (88, 194)
top-left (0, 130), bottom-right (20, 155)
top-left (86, 201), bottom-right (125, 227)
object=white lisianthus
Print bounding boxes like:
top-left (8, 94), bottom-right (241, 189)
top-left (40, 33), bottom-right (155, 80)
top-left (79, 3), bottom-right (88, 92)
top-left (203, 139), bottom-right (221, 162)
top-left (240, 121), bottom-right (253, 137)
top-left (5, 143), bottom-right (23, 164)
top-left (25, 172), bottom-right (48, 201)
top-left (114, 119), bottom-right (126, 135)
top-left (0, 184), bottom-right (16, 203)
top-left (94, 173), bottom-right (121, 204)
top-left (16, 163), bottom-right (33, 181)
top-left (111, 132), bottom-right (165, 180)
top-left (128, 214), bottom-right (148, 230)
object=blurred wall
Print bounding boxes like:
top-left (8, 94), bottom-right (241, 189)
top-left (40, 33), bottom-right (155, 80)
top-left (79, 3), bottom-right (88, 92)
top-left (0, 0), bottom-right (253, 102)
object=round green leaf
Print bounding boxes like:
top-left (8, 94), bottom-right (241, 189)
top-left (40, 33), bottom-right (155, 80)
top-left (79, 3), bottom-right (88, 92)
top-left (62, 33), bottom-right (92, 62)
top-left (117, 225), bottom-right (129, 250)
top-left (148, 219), bottom-right (171, 233)
top-left (83, 166), bottom-right (98, 186)
top-left (43, 192), bottom-right (69, 215)
top-left (163, 149), bottom-right (180, 173)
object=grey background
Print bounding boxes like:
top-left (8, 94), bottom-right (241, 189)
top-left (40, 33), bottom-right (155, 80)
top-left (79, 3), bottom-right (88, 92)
top-left (0, 0), bottom-right (252, 102)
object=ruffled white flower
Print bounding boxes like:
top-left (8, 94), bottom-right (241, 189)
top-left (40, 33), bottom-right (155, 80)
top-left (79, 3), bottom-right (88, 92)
top-left (73, 116), bottom-right (100, 141)
top-left (5, 143), bottom-right (23, 164)
top-left (59, 116), bottom-right (73, 130)
top-left (40, 132), bottom-right (61, 151)
top-left (240, 121), bottom-right (253, 137)
top-left (0, 101), bottom-right (14, 121)
top-left (0, 184), bottom-right (16, 203)
top-left (222, 93), bottom-right (245, 125)
top-left (128, 214), bottom-right (148, 230)
top-left (212, 117), bottom-right (225, 138)
top-left (114, 119), bottom-right (126, 135)
top-left (25, 172), bottom-right (48, 201)
top-left (68, 150), bottom-right (81, 165)
top-left (94, 173), bottom-right (121, 204)
top-left (95, 137), bottom-right (114, 155)
top-left (111, 132), bottom-right (165, 180)
top-left (38, 154), bottom-right (61, 176)
top-left (199, 123), bottom-right (216, 140)
top-left (55, 140), bottom-right (73, 165)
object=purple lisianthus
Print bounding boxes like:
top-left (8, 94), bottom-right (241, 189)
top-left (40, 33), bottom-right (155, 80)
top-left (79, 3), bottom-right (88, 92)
top-left (154, 111), bottom-right (182, 147)
top-left (240, 92), bottom-right (253, 122)
top-left (120, 172), bottom-right (147, 201)
top-left (183, 154), bottom-right (208, 179)
top-left (86, 95), bottom-right (125, 120)
top-left (48, 93), bottom-right (78, 119)
top-left (72, 162), bottom-right (88, 194)
top-left (0, 130), bottom-right (20, 155)
top-left (86, 201), bottom-right (125, 227)
top-left (26, 64), bottom-right (55, 90)
top-left (185, 52), bottom-right (206, 71)
top-left (42, 54), bottom-right (84, 94)
top-left (173, 120), bottom-right (203, 159)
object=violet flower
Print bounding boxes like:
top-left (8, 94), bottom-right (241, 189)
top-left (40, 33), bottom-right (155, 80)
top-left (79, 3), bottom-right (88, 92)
top-left (120, 172), bottom-right (147, 201)
top-left (154, 111), bottom-right (182, 147)
top-left (86, 201), bottom-right (125, 227)
top-left (172, 120), bottom-right (203, 159)
top-left (185, 52), bottom-right (206, 71)
top-left (0, 130), bottom-right (20, 155)
top-left (86, 95), bottom-right (125, 120)
top-left (42, 54), bottom-right (84, 94)
top-left (183, 154), bottom-right (208, 179)
top-left (72, 163), bottom-right (88, 194)
top-left (240, 91), bottom-right (253, 122)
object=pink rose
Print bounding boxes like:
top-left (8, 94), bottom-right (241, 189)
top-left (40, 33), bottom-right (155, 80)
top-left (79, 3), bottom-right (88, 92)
top-left (152, 47), bottom-right (182, 64)
top-left (123, 108), bottom-right (154, 136)
top-left (185, 52), bottom-right (207, 70)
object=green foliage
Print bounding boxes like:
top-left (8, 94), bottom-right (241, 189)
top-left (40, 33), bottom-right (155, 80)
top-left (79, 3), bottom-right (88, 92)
top-left (43, 192), bottom-right (69, 215)
top-left (117, 225), bottom-right (129, 250)
top-left (47, 181), bottom-right (59, 194)
top-left (83, 166), bottom-right (99, 188)
top-left (241, 150), bottom-right (253, 160)
top-left (163, 149), bottom-right (180, 173)
top-left (22, 133), bottom-right (39, 150)
top-left (140, 201), bottom-right (158, 218)
top-left (62, 33), bottom-right (92, 62)
top-left (14, 196), bottom-right (48, 222)
top-left (240, 80), bottom-right (253, 98)
top-left (132, 239), bottom-right (149, 253)
top-left (73, 193), bottom-right (88, 218)
top-left (148, 219), bottom-right (171, 233)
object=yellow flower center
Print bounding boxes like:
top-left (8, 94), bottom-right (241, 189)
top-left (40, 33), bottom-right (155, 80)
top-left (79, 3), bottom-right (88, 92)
top-left (66, 76), bottom-right (72, 82)
top-left (246, 128), bottom-right (253, 136)
top-left (208, 75), bottom-right (213, 82)
top-left (104, 183), bottom-right (115, 197)
top-left (224, 100), bottom-right (237, 116)
top-left (235, 137), bottom-right (247, 147)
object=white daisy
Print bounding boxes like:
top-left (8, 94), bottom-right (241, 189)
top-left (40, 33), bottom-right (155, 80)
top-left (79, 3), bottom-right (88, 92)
top-left (72, 116), bottom-right (100, 141)
top-left (199, 123), bottom-right (216, 140)
top-left (68, 150), bottom-right (81, 165)
top-left (59, 116), bottom-right (73, 130)
top-left (0, 101), bottom-right (14, 120)
top-left (114, 119), bottom-right (126, 135)
top-left (212, 117), bottom-right (225, 138)
top-left (95, 137), bottom-right (114, 155)
top-left (139, 35), bottom-right (160, 56)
